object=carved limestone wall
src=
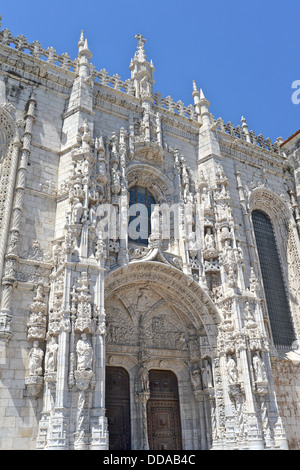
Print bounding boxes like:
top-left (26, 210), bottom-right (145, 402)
top-left (0, 18), bottom-right (299, 450)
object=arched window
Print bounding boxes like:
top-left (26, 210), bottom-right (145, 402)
top-left (252, 209), bottom-right (295, 347)
top-left (128, 185), bottom-right (156, 245)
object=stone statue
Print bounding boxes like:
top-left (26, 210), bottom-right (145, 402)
top-left (28, 341), bottom-right (44, 376)
top-left (204, 227), bottom-right (215, 250)
top-left (227, 355), bottom-right (238, 384)
top-left (202, 359), bottom-right (213, 388)
top-left (45, 336), bottom-right (58, 373)
top-left (138, 363), bottom-right (149, 393)
top-left (191, 367), bottom-right (202, 391)
top-left (253, 353), bottom-right (267, 382)
top-left (76, 333), bottom-right (93, 371)
top-left (72, 197), bottom-right (83, 224)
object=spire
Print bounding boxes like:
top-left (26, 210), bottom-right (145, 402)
top-left (192, 80), bottom-right (200, 101)
top-left (199, 88), bottom-right (208, 102)
top-left (241, 116), bottom-right (251, 142)
top-left (77, 30), bottom-right (92, 78)
top-left (130, 34), bottom-right (155, 102)
top-left (192, 81), bottom-right (201, 122)
top-left (199, 88), bottom-right (211, 127)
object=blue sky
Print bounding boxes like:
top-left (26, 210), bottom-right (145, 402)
top-left (1, 0), bottom-right (299, 142)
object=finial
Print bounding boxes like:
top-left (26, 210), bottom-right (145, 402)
top-left (78, 30), bottom-right (85, 48)
top-left (77, 29), bottom-right (92, 78)
top-left (131, 34), bottom-right (154, 99)
top-left (199, 88), bottom-right (206, 100)
top-left (133, 34), bottom-right (147, 62)
top-left (241, 116), bottom-right (250, 142)
top-left (135, 34), bottom-right (146, 49)
top-left (199, 88), bottom-right (210, 107)
top-left (192, 80), bottom-right (200, 99)
top-left (77, 29), bottom-right (92, 60)
top-left (198, 88), bottom-right (211, 126)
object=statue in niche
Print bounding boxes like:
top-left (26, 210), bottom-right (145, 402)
top-left (111, 163), bottom-right (121, 195)
top-left (28, 341), bottom-right (44, 376)
top-left (140, 75), bottom-right (151, 98)
top-left (226, 355), bottom-right (238, 384)
top-left (76, 333), bottom-right (93, 371)
top-left (204, 227), bottom-right (215, 250)
top-left (45, 336), bottom-right (59, 373)
top-left (202, 359), bottom-right (213, 388)
top-left (89, 205), bottom-right (97, 226)
top-left (150, 205), bottom-right (160, 235)
top-left (72, 197), bottom-right (83, 224)
top-left (252, 353), bottom-right (267, 382)
top-left (138, 363), bottom-right (149, 393)
top-left (202, 186), bottom-right (212, 211)
top-left (191, 367), bottom-right (202, 391)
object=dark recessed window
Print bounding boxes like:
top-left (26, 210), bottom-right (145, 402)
top-left (128, 185), bottom-right (156, 245)
top-left (252, 209), bottom-right (295, 347)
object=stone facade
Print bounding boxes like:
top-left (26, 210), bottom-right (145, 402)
top-left (0, 17), bottom-right (300, 450)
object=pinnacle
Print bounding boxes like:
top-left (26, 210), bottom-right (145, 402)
top-left (199, 88), bottom-right (206, 100)
top-left (77, 29), bottom-right (92, 60)
top-left (192, 80), bottom-right (200, 98)
top-left (78, 30), bottom-right (85, 47)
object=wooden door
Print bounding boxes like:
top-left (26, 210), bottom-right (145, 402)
top-left (105, 367), bottom-right (131, 450)
top-left (147, 369), bottom-right (182, 450)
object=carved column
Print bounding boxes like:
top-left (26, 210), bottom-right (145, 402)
top-left (25, 282), bottom-right (48, 397)
top-left (190, 364), bottom-right (209, 449)
top-left (0, 135), bottom-right (21, 285)
top-left (236, 333), bottom-right (265, 449)
top-left (135, 362), bottom-right (150, 450)
top-left (235, 166), bottom-right (260, 279)
top-left (117, 128), bottom-right (129, 266)
top-left (0, 92), bottom-right (36, 351)
top-left (89, 234), bottom-right (108, 449)
top-left (47, 248), bottom-right (72, 450)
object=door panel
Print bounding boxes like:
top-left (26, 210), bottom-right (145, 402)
top-left (106, 367), bottom-right (131, 450)
top-left (147, 370), bottom-right (182, 450)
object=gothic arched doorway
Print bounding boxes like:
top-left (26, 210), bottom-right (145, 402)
top-left (147, 369), bottom-right (182, 450)
top-left (104, 262), bottom-right (221, 449)
top-left (105, 366), bottom-right (131, 450)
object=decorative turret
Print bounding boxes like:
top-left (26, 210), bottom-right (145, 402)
top-left (199, 88), bottom-right (211, 127)
top-left (129, 34), bottom-right (155, 103)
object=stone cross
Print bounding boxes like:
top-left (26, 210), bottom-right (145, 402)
top-left (135, 34), bottom-right (146, 48)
